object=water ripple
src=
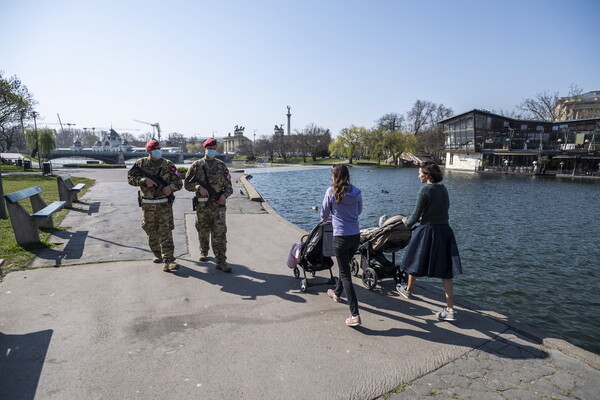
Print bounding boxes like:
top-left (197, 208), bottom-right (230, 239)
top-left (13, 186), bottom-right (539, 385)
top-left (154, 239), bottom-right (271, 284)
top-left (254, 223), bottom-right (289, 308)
top-left (249, 166), bottom-right (600, 354)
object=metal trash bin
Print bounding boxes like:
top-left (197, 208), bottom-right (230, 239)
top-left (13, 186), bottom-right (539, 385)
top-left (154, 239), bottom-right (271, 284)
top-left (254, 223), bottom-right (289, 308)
top-left (42, 162), bottom-right (52, 175)
top-left (16, 159), bottom-right (23, 166)
top-left (23, 159), bottom-right (32, 170)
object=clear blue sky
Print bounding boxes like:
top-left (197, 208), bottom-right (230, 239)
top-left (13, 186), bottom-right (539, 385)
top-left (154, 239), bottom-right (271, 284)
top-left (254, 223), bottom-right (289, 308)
top-left (1, 0), bottom-right (599, 140)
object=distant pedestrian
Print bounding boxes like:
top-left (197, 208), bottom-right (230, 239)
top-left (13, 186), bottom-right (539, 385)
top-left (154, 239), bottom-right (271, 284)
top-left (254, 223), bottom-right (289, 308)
top-left (321, 164), bottom-right (363, 327)
top-left (127, 140), bottom-right (183, 272)
top-left (396, 162), bottom-right (462, 321)
top-left (184, 138), bottom-right (233, 272)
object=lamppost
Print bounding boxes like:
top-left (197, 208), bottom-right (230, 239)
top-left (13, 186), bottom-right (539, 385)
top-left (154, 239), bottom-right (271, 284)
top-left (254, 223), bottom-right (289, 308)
top-left (32, 111), bottom-right (41, 169)
top-left (506, 127), bottom-right (514, 150)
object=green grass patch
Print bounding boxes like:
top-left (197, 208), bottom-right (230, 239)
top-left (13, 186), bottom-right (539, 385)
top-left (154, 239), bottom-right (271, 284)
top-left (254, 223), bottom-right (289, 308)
top-left (62, 164), bottom-right (126, 168)
top-left (1, 165), bottom-right (42, 173)
top-left (0, 173), bottom-right (95, 280)
top-left (270, 157), bottom-right (346, 165)
top-left (381, 383), bottom-right (409, 399)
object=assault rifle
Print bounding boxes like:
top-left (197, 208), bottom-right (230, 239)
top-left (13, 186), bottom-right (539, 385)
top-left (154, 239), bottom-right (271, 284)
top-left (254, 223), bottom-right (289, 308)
top-left (188, 168), bottom-right (224, 210)
top-left (130, 163), bottom-right (175, 204)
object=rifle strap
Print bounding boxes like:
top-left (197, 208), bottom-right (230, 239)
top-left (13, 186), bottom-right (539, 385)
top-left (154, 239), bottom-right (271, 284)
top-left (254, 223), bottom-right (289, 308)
top-left (202, 164), bottom-right (210, 188)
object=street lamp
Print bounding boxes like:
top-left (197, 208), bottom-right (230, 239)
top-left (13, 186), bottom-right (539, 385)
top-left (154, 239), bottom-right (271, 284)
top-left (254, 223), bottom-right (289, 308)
top-left (31, 111), bottom-right (41, 169)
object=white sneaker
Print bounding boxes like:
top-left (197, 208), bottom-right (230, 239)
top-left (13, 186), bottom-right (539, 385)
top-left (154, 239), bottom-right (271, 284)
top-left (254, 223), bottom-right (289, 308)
top-left (396, 284), bottom-right (412, 299)
top-left (435, 308), bottom-right (457, 321)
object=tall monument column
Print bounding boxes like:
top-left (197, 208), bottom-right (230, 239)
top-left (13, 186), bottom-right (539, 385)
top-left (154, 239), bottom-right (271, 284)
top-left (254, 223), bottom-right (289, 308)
top-left (287, 106), bottom-right (291, 135)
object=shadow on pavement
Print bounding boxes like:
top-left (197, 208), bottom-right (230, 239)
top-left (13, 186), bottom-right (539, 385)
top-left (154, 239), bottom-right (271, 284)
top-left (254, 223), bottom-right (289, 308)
top-left (0, 330), bottom-right (53, 400)
top-left (353, 279), bottom-right (549, 361)
top-left (172, 259), bottom-right (308, 303)
top-left (68, 201), bottom-right (101, 215)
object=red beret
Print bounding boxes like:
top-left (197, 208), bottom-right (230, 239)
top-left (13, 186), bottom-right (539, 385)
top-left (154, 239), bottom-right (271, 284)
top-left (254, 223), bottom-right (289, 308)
top-left (145, 140), bottom-right (160, 151)
top-left (203, 138), bottom-right (217, 147)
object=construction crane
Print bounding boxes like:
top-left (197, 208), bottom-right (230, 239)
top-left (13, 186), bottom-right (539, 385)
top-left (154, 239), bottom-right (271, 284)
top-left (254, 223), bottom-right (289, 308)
top-left (94, 127), bottom-right (141, 132)
top-left (134, 119), bottom-right (162, 141)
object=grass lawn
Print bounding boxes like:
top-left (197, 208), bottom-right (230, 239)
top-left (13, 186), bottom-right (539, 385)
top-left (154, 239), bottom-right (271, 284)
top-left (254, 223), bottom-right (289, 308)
top-left (0, 173), bottom-right (94, 280)
top-left (0, 164), bottom-right (42, 173)
top-left (270, 157), bottom-right (346, 165)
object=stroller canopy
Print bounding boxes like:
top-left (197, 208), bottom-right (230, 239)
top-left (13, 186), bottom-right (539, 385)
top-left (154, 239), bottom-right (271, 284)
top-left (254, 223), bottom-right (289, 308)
top-left (360, 215), bottom-right (411, 253)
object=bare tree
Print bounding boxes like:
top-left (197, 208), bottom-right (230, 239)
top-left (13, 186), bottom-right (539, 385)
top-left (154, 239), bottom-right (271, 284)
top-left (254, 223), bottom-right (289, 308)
top-left (236, 140), bottom-right (254, 158)
top-left (0, 125), bottom-right (26, 152)
top-left (166, 132), bottom-right (186, 148)
top-left (272, 133), bottom-right (289, 162)
top-left (375, 112), bottom-right (404, 131)
top-left (119, 132), bottom-right (137, 143)
top-left (315, 129), bottom-right (331, 158)
top-left (518, 85), bottom-right (584, 121)
top-left (406, 100), bottom-right (435, 135)
top-left (54, 127), bottom-right (76, 147)
top-left (81, 133), bottom-right (100, 147)
top-left (517, 91), bottom-right (560, 121)
top-left (137, 132), bottom-right (155, 143)
top-left (417, 104), bottom-right (453, 158)
top-left (255, 135), bottom-right (275, 162)
top-left (297, 123), bottom-right (330, 161)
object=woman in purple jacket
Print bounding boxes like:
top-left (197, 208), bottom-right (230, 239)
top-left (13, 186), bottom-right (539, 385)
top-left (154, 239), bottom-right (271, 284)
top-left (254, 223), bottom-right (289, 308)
top-left (321, 164), bottom-right (363, 327)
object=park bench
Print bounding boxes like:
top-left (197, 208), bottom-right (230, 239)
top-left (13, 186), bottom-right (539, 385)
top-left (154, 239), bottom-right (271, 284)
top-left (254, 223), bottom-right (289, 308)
top-left (3, 186), bottom-right (66, 245)
top-left (56, 174), bottom-right (86, 208)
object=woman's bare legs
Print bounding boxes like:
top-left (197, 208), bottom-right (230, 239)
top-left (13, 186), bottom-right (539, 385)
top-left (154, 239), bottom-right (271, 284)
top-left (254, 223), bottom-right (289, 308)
top-left (443, 278), bottom-right (454, 311)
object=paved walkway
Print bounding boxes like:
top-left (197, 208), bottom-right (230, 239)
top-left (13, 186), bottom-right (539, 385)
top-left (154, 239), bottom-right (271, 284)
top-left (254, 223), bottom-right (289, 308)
top-left (1, 167), bottom-right (598, 400)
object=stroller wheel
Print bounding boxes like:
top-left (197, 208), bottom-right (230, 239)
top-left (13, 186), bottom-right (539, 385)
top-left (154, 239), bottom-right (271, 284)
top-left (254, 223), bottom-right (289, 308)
top-left (393, 268), bottom-right (406, 284)
top-left (362, 267), bottom-right (378, 290)
top-left (350, 258), bottom-right (360, 277)
top-left (301, 278), bottom-right (308, 292)
top-left (310, 270), bottom-right (316, 277)
top-left (293, 267), bottom-right (300, 278)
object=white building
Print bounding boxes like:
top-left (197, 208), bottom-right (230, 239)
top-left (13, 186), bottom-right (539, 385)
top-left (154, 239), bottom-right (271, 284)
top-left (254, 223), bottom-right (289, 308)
top-left (221, 125), bottom-right (252, 154)
top-left (91, 129), bottom-right (133, 152)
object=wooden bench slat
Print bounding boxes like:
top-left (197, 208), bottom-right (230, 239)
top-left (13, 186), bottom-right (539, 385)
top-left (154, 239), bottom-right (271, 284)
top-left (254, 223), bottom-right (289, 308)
top-left (59, 174), bottom-right (71, 181)
top-left (4, 186), bottom-right (44, 203)
top-left (31, 201), bottom-right (66, 218)
top-left (72, 183), bottom-right (86, 191)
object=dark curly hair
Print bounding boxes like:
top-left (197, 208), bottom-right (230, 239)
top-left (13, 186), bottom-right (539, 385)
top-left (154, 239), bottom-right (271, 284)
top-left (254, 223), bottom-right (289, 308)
top-left (420, 161), bottom-right (443, 183)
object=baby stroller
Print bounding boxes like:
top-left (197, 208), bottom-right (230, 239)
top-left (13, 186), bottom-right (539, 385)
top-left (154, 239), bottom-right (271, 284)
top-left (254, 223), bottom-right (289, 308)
top-left (352, 215), bottom-right (412, 290)
top-left (291, 220), bottom-right (337, 292)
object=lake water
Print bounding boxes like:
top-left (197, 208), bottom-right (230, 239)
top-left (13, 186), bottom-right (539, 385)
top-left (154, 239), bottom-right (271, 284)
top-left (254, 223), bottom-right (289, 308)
top-left (246, 165), bottom-right (600, 355)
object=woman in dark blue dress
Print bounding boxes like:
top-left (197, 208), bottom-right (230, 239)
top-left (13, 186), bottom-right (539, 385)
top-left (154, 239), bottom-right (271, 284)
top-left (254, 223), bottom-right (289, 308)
top-left (396, 162), bottom-right (462, 321)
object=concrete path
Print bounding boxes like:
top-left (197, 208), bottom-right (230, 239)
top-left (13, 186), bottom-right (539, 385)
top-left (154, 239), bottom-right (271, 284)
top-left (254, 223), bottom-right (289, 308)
top-left (1, 168), bottom-right (599, 400)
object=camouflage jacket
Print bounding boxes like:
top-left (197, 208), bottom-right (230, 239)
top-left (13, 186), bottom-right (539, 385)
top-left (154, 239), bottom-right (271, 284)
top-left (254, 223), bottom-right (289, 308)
top-left (184, 158), bottom-right (233, 199)
top-left (127, 156), bottom-right (183, 199)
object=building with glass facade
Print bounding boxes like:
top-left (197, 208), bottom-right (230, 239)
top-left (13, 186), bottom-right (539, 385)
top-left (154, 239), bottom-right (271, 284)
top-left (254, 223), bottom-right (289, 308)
top-left (439, 109), bottom-right (600, 174)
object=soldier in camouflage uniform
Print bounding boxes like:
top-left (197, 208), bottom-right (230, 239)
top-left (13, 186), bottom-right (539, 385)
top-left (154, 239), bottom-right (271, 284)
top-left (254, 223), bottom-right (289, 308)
top-left (127, 140), bottom-right (183, 272)
top-left (184, 138), bottom-right (233, 272)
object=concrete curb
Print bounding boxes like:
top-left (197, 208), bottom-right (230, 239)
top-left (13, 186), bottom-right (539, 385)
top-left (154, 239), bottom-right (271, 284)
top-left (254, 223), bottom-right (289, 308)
top-left (240, 174), bottom-right (262, 202)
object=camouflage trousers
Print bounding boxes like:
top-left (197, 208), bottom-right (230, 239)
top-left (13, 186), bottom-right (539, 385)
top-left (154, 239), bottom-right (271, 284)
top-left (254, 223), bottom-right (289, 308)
top-left (195, 203), bottom-right (227, 264)
top-left (141, 203), bottom-right (175, 263)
